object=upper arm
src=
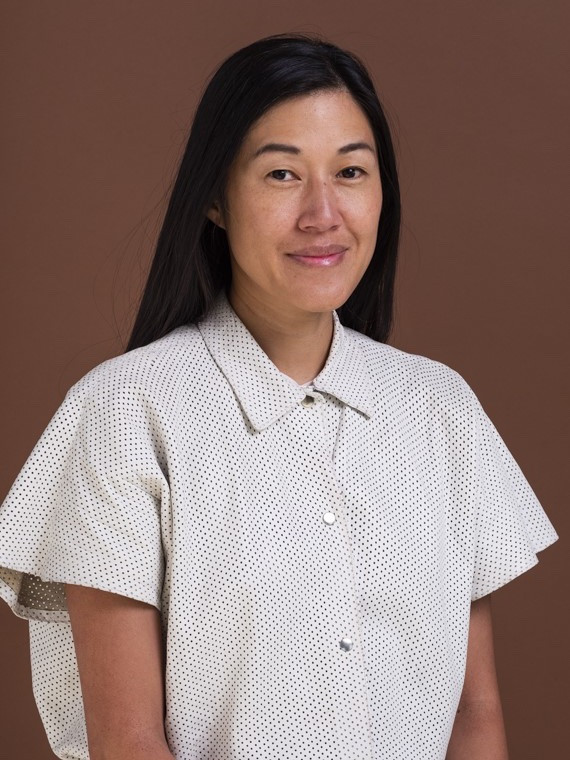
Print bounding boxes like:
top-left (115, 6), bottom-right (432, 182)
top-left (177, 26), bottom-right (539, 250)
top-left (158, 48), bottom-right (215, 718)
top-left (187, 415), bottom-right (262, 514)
top-left (448, 595), bottom-right (509, 759)
top-left (459, 593), bottom-right (503, 709)
top-left (65, 584), bottom-right (169, 758)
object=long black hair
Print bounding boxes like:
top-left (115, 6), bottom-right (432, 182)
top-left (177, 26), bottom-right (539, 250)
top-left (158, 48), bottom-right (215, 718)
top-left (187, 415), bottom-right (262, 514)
top-left (125, 33), bottom-right (401, 352)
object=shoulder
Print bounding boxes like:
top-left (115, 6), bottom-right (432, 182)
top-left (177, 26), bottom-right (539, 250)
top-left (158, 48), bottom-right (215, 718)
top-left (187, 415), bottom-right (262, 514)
top-left (63, 324), bottom-right (205, 422)
top-left (346, 327), bottom-right (482, 420)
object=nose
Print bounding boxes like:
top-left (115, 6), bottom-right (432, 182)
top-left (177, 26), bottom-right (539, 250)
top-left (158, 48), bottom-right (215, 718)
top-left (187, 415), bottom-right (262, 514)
top-left (297, 179), bottom-right (343, 232)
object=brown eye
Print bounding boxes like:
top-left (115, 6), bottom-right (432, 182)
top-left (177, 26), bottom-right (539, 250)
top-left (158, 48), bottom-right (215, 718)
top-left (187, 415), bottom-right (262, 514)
top-left (338, 167), bottom-right (364, 179)
top-left (269, 169), bottom-right (292, 181)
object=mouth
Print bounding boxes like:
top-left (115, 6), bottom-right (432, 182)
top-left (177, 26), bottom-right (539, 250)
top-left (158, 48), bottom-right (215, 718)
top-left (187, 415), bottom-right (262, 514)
top-left (286, 245), bottom-right (348, 268)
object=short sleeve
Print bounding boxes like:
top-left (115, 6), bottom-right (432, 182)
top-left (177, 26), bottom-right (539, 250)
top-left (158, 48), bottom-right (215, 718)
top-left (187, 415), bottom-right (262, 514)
top-left (469, 393), bottom-right (559, 600)
top-left (0, 369), bottom-right (171, 622)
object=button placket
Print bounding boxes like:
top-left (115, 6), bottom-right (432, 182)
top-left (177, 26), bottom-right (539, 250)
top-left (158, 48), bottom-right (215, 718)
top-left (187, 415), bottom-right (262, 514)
top-left (300, 390), bottom-right (359, 667)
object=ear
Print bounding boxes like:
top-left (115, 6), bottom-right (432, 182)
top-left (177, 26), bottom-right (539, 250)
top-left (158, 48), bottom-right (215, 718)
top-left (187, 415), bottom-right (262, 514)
top-left (206, 201), bottom-right (226, 230)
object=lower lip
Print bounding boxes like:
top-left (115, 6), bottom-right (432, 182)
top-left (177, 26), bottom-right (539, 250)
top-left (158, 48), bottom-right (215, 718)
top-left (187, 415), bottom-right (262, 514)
top-left (287, 251), bottom-right (347, 267)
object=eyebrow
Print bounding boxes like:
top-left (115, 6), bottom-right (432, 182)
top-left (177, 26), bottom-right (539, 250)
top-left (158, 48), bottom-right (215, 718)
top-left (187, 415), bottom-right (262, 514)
top-left (251, 141), bottom-right (376, 160)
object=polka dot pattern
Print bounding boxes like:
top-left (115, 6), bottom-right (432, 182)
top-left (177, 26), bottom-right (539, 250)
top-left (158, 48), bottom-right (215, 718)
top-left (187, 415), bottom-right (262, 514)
top-left (0, 288), bottom-right (559, 760)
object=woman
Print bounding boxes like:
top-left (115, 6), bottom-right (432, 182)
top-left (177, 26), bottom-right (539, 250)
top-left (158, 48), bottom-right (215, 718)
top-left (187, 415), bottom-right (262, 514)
top-left (0, 33), bottom-right (558, 760)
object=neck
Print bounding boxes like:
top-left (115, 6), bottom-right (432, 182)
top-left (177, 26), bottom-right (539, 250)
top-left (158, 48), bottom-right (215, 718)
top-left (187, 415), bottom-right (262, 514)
top-left (228, 288), bottom-right (334, 386)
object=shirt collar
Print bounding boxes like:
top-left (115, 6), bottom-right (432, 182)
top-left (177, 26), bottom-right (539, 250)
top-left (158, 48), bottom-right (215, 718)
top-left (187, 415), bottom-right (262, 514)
top-left (197, 289), bottom-right (375, 431)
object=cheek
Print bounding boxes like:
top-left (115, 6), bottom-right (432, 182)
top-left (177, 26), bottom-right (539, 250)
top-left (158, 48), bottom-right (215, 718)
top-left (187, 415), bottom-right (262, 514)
top-left (229, 192), bottom-right (295, 242)
top-left (363, 186), bottom-right (383, 227)
top-left (345, 196), bottom-right (382, 236)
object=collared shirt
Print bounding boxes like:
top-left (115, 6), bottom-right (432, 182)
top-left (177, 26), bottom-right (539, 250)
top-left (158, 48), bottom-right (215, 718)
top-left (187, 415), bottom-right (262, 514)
top-left (0, 288), bottom-right (559, 760)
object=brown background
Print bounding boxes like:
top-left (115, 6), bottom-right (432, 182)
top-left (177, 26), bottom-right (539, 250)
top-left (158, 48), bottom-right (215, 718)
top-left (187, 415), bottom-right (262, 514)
top-left (1, 1), bottom-right (568, 757)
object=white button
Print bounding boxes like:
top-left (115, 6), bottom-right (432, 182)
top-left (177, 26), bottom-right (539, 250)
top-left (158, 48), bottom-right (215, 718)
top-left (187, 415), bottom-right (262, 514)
top-left (301, 395), bottom-right (315, 407)
top-left (340, 637), bottom-right (353, 651)
top-left (322, 512), bottom-right (336, 525)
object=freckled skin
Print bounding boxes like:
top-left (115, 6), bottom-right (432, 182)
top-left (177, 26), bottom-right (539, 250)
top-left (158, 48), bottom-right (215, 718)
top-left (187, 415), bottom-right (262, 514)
top-left (207, 89), bottom-right (383, 322)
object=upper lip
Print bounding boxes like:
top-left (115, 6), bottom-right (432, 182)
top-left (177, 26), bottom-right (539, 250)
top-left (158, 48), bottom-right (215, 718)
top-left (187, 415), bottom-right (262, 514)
top-left (287, 244), bottom-right (348, 257)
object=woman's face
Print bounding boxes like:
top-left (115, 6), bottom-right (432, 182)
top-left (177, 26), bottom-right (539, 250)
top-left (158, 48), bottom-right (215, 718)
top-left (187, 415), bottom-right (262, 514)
top-left (208, 88), bottom-right (383, 318)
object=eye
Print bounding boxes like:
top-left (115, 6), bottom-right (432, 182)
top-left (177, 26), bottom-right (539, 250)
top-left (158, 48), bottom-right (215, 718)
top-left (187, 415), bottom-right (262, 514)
top-left (338, 166), bottom-right (366, 179)
top-left (268, 169), bottom-right (296, 181)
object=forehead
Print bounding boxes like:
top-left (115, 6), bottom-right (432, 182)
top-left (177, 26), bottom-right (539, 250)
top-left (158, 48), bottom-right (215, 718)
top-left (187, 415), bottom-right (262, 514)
top-left (242, 89), bottom-right (375, 150)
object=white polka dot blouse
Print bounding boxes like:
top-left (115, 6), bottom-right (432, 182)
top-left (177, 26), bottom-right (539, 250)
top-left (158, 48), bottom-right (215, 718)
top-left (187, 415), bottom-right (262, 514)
top-left (0, 288), bottom-right (559, 759)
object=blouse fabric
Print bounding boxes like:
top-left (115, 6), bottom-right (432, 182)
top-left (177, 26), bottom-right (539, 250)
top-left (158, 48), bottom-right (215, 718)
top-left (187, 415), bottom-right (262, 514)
top-left (0, 288), bottom-right (559, 760)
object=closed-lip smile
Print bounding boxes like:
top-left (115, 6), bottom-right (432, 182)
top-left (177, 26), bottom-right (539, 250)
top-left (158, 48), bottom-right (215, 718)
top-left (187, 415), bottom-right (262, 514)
top-left (287, 244), bottom-right (348, 257)
top-left (286, 244), bottom-right (348, 268)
